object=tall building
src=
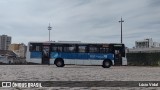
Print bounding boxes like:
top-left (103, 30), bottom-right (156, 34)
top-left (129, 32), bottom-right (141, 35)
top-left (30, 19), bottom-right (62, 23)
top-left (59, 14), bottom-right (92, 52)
top-left (0, 35), bottom-right (12, 50)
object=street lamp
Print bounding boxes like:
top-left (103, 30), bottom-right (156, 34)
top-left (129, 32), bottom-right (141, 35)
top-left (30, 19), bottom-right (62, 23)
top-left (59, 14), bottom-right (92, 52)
top-left (119, 17), bottom-right (124, 43)
top-left (48, 23), bottom-right (52, 41)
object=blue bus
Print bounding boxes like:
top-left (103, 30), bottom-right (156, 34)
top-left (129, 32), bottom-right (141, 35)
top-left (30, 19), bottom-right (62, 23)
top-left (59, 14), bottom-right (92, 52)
top-left (26, 41), bottom-right (125, 68)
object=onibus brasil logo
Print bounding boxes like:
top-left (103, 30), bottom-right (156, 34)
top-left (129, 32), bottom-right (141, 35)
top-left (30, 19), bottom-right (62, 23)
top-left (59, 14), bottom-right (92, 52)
top-left (2, 82), bottom-right (42, 88)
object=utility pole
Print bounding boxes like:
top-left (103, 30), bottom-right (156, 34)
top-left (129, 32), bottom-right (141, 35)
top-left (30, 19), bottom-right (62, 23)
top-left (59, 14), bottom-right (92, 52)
top-left (119, 17), bottom-right (124, 43)
top-left (48, 23), bottom-right (52, 41)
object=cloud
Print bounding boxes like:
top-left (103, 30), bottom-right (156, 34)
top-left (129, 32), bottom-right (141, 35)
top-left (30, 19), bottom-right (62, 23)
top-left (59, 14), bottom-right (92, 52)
top-left (0, 0), bottom-right (160, 48)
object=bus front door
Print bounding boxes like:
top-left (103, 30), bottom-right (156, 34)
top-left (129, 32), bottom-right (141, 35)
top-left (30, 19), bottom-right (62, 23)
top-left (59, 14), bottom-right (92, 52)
top-left (42, 46), bottom-right (50, 64)
top-left (114, 49), bottom-right (122, 66)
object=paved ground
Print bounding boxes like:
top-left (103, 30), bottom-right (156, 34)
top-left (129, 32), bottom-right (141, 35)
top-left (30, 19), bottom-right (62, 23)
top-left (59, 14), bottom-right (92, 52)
top-left (0, 65), bottom-right (160, 90)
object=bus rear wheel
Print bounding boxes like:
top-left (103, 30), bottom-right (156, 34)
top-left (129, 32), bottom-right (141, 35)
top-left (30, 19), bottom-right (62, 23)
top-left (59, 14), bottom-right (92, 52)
top-left (102, 60), bottom-right (112, 68)
top-left (55, 59), bottom-right (65, 67)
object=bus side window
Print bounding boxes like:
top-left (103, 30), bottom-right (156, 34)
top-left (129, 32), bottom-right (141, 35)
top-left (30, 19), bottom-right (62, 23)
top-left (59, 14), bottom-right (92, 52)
top-left (109, 46), bottom-right (114, 53)
top-left (52, 46), bottom-right (63, 52)
top-left (52, 46), bottom-right (57, 52)
top-left (63, 45), bottom-right (76, 53)
top-left (29, 44), bottom-right (41, 51)
top-left (99, 48), bottom-right (109, 53)
top-left (68, 45), bottom-right (76, 53)
top-left (89, 46), bottom-right (99, 53)
top-left (35, 46), bottom-right (41, 51)
top-left (78, 45), bottom-right (87, 53)
top-left (57, 46), bottom-right (63, 52)
top-left (100, 48), bottom-right (105, 53)
top-left (29, 44), bottom-right (33, 51)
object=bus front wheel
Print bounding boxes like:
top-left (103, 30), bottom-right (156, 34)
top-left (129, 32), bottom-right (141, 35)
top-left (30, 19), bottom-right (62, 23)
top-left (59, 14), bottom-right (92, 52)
top-left (102, 60), bottom-right (112, 68)
top-left (55, 59), bottom-right (65, 67)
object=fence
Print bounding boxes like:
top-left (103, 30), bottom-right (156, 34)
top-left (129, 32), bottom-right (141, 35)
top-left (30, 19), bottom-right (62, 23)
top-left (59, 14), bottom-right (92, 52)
top-left (126, 52), bottom-right (160, 66)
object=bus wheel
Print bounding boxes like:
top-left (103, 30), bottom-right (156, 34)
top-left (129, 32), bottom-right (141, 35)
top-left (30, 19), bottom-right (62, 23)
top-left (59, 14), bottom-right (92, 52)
top-left (102, 60), bottom-right (112, 68)
top-left (55, 59), bottom-right (65, 67)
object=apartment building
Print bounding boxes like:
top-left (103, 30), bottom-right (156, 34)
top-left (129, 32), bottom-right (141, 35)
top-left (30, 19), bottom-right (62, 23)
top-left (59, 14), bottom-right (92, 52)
top-left (0, 35), bottom-right (12, 50)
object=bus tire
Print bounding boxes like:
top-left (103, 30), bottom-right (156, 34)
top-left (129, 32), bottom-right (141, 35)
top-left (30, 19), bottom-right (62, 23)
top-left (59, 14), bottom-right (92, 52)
top-left (102, 59), bottom-right (112, 68)
top-left (55, 58), bottom-right (65, 67)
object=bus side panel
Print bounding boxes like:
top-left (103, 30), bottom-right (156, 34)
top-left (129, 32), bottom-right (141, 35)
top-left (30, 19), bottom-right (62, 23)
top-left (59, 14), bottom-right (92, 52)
top-left (76, 53), bottom-right (89, 65)
top-left (89, 53), bottom-right (114, 65)
top-left (50, 52), bottom-right (61, 59)
top-left (29, 59), bottom-right (42, 64)
top-left (50, 52), bottom-right (89, 65)
top-left (61, 53), bottom-right (77, 64)
top-left (89, 53), bottom-right (114, 60)
top-left (62, 53), bottom-right (90, 65)
top-left (30, 52), bottom-right (42, 58)
top-left (50, 59), bottom-right (55, 64)
top-left (61, 53), bottom-right (78, 59)
top-left (50, 52), bottom-right (115, 66)
top-left (29, 51), bottom-right (42, 64)
top-left (59, 52), bottom-right (89, 65)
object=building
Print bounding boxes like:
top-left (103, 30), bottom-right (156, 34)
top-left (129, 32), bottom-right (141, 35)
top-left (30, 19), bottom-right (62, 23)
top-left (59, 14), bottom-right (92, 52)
top-left (8, 43), bottom-right (27, 58)
top-left (135, 38), bottom-right (160, 48)
top-left (128, 38), bottom-right (160, 53)
top-left (0, 35), bottom-right (12, 50)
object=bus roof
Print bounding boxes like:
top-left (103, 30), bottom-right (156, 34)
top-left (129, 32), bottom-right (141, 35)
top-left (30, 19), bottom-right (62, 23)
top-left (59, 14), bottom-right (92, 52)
top-left (28, 41), bottom-right (124, 45)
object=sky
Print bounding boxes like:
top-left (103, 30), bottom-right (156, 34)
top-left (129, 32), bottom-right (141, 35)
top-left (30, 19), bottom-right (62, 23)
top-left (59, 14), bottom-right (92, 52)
top-left (0, 0), bottom-right (160, 48)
